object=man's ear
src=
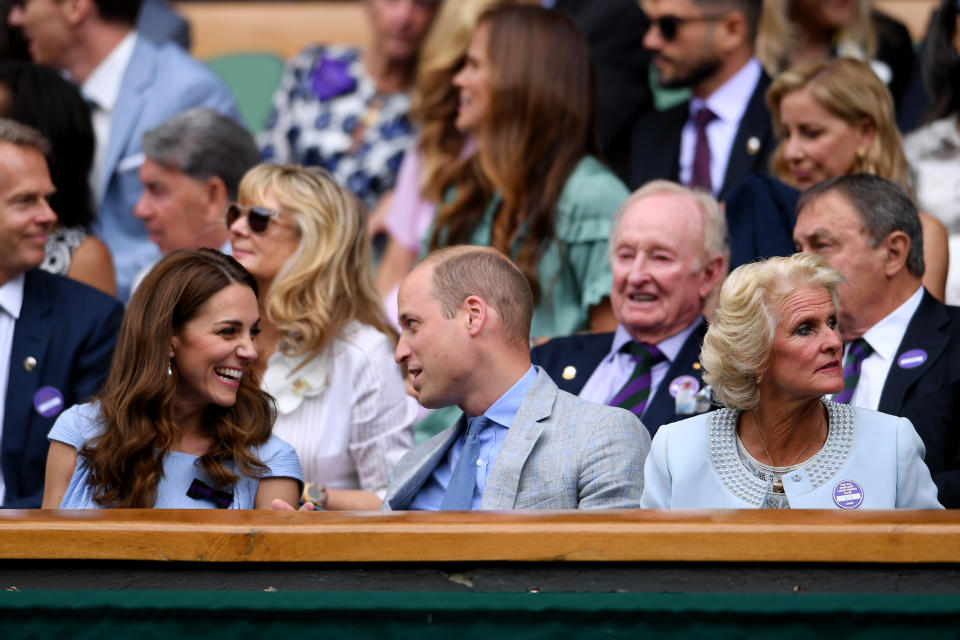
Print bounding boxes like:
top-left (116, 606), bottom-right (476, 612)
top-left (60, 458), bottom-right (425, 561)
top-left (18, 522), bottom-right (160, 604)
top-left (203, 176), bottom-right (228, 226)
top-left (882, 231), bottom-right (910, 278)
top-left (463, 295), bottom-right (487, 337)
top-left (714, 10), bottom-right (750, 55)
top-left (63, 0), bottom-right (95, 26)
top-left (698, 253), bottom-right (727, 299)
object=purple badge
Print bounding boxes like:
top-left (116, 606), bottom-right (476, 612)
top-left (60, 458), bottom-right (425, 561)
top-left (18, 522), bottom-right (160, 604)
top-left (832, 480), bottom-right (864, 509)
top-left (669, 375), bottom-right (700, 398)
top-left (897, 349), bottom-right (927, 369)
top-left (32, 386), bottom-right (64, 418)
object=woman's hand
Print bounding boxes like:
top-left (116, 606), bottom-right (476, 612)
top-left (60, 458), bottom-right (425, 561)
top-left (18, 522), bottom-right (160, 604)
top-left (271, 498), bottom-right (316, 511)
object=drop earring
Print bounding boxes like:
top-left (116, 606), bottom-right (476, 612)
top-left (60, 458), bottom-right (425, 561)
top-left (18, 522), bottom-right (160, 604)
top-left (167, 360), bottom-right (173, 376)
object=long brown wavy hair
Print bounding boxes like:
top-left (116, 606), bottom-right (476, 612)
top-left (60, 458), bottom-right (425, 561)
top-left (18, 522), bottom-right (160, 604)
top-left (428, 4), bottom-right (598, 301)
top-left (82, 249), bottom-right (276, 507)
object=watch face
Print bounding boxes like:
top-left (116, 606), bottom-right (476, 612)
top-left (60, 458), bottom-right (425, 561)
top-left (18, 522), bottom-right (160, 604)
top-left (303, 483), bottom-right (322, 504)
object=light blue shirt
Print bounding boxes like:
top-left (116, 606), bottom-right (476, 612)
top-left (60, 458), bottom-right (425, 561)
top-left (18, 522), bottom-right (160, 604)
top-left (408, 365), bottom-right (538, 510)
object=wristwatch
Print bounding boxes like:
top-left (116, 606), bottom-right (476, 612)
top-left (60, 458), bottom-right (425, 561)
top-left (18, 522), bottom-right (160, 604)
top-left (302, 483), bottom-right (328, 510)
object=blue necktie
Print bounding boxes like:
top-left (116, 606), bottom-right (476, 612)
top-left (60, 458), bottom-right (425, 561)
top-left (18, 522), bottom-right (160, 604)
top-left (440, 415), bottom-right (491, 510)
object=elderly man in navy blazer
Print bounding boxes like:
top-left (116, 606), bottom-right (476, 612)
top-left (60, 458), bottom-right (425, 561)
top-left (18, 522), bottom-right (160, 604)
top-left (794, 173), bottom-right (960, 508)
top-left (0, 120), bottom-right (122, 508)
top-left (9, 0), bottom-right (238, 301)
top-left (383, 246), bottom-right (649, 511)
top-left (533, 181), bottom-right (727, 438)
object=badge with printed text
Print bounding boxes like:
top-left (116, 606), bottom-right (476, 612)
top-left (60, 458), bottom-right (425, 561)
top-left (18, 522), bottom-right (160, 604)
top-left (33, 386), bottom-right (64, 418)
top-left (833, 480), bottom-right (864, 509)
top-left (897, 349), bottom-right (927, 369)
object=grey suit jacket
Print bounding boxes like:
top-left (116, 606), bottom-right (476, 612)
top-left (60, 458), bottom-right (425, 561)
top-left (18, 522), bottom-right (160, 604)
top-left (383, 368), bottom-right (650, 510)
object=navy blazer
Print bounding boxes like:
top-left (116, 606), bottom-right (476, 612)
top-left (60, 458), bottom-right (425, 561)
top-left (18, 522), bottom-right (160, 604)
top-left (626, 71), bottom-right (774, 199)
top-left (877, 290), bottom-right (960, 508)
top-left (2, 270), bottom-right (123, 508)
top-left (531, 321), bottom-right (709, 437)
top-left (723, 172), bottom-right (800, 271)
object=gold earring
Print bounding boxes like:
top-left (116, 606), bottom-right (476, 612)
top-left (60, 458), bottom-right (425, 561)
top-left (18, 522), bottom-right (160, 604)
top-left (856, 148), bottom-right (866, 161)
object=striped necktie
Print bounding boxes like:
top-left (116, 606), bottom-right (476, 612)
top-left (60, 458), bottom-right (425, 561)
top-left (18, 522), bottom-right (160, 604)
top-left (440, 415), bottom-right (491, 510)
top-left (610, 342), bottom-right (667, 417)
top-left (833, 338), bottom-right (874, 404)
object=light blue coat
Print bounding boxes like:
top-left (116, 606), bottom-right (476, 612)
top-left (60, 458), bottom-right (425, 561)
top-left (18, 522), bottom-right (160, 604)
top-left (641, 401), bottom-right (943, 509)
top-left (94, 35), bottom-right (239, 300)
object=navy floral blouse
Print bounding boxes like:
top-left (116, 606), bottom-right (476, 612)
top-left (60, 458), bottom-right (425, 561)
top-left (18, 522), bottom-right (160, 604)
top-left (259, 45), bottom-right (414, 211)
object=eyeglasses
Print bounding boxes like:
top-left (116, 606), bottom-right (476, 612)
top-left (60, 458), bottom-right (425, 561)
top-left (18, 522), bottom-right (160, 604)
top-left (647, 14), bottom-right (727, 41)
top-left (226, 204), bottom-right (282, 233)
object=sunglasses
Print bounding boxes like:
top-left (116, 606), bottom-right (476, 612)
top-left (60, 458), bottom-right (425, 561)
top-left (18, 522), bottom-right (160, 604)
top-left (226, 204), bottom-right (282, 233)
top-left (647, 14), bottom-right (726, 41)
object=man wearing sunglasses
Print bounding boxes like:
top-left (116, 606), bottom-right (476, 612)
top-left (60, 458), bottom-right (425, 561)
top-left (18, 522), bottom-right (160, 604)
top-left (627, 0), bottom-right (772, 200)
top-left (130, 108), bottom-right (258, 295)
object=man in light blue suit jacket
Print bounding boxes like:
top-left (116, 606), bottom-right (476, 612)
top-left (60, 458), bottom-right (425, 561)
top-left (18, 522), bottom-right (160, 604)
top-left (10, 0), bottom-right (238, 300)
top-left (383, 246), bottom-right (650, 511)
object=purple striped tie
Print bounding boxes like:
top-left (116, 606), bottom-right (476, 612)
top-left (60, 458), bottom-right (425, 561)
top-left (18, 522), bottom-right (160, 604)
top-left (688, 106), bottom-right (717, 193)
top-left (610, 342), bottom-right (667, 417)
top-left (833, 338), bottom-right (874, 404)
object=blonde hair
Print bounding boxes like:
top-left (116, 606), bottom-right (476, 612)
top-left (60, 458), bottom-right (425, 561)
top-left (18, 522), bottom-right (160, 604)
top-left (756, 0), bottom-right (876, 77)
top-left (701, 253), bottom-right (842, 410)
top-left (237, 164), bottom-right (396, 358)
top-left (767, 57), bottom-right (907, 188)
top-left (412, 0), bottom-right (511, 202)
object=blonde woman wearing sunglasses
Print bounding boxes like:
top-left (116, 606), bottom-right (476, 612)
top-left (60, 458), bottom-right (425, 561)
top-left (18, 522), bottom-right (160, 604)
top-left (228, 164), bottom-right (417, 510)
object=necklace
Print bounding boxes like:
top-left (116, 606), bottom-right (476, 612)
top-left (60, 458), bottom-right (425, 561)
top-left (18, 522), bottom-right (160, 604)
top-left (750, 408), bottom-right (825, 493)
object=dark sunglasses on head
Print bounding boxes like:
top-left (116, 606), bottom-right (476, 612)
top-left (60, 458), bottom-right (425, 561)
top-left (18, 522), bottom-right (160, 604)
top-left (647, 13), bottom-right (726, 41)
top-left (226, 204), bottom-right (281, 233)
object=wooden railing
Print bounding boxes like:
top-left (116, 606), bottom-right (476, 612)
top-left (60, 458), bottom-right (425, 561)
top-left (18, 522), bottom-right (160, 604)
top-left (174, 1), bottom-right (939, 61)
top-left (2, 509), bottom-right (958, 563)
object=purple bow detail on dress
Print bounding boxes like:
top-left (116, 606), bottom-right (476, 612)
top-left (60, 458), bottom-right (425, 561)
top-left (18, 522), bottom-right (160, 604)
top-left (186, 478), bottom-right (234, 509)
top-left (311, 56), bottom-right (357, 101)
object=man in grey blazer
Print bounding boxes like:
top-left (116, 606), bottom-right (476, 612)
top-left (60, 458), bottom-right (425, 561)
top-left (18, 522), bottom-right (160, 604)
top-left (9, 0), bottom-right (238, 301)
top-left (384, 246), bottom-right (650, 511)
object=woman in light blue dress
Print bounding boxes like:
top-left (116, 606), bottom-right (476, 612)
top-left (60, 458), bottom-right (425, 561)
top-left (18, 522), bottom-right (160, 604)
top-left (42, 249), bottom-right (302, 509)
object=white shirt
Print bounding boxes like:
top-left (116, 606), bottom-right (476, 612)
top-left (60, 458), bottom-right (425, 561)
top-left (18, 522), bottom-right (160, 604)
top-left (679, 57), bottom-right (762, 196)
top-left (83, 32), bottom-right (137, 205)
top-left (579, 318), bottom-right (702, 407)
top-left (843, 286), bottom-right (924, 410)
top-left (263, 321), bottom-right (417, 498)
top-left (0, 274), bottom-right (26, 505)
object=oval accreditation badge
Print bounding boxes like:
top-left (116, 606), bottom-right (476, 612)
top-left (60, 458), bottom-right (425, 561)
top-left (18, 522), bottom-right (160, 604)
top-left (897, 349), bottom-right (927, 369)
top-left (32, 386), bottom-right (64, 418)
top-left (833, 480), bottom-right (864, 509)
top-left (668, 375), bottom-right (700, 398)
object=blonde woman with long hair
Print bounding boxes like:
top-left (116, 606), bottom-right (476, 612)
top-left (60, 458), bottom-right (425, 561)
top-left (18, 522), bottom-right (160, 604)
top-left (230, 164), bottom-right (417, 510)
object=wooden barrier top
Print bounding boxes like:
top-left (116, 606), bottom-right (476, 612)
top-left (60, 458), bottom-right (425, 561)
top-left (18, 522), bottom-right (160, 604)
top-left (1, 509), bottom-right (958, 564)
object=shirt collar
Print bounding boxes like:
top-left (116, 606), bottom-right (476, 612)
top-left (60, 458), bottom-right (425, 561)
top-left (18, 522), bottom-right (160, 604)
top-left (480, 365), bottom-right (538, 429)
top-left (0, 273), bottom-right (25, 320)
top-left (861, 286), bottom-right (924, 362)
top-left (608, 316), bottom-right (704, 364)
top-left (691, 57), bottom-right (762, 125)
top-left (83, 32), bottom-right (137, 112)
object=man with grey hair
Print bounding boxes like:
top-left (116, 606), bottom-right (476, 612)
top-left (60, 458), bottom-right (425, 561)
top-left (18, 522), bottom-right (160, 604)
top-left (533, 180), bottom-right (727, 437)
top-left (625, 0), bottom-right (771, 198)
top-left (131, 108), bottom-right (258, 292)
top-left (383, 245), bottom-right (649, 511)
top-left (0, 119), bottom-right (121, 508)
top-left (794, 172), bottom-right (960, 508)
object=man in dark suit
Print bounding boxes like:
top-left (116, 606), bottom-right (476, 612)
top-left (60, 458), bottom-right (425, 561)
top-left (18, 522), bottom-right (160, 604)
top-left (795, 173), bottom-right (960, 508)
top-left (533, 180), bottom-right (727, 437)
top-left (627, 0), bottom-right (771, 198)
top-left (0, 120), bottom-right (122, 508)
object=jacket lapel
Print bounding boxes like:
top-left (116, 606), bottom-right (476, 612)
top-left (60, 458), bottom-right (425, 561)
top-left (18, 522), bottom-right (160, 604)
top-left (481, 369), bottom-right (553, 509)
top-left (720, 72), bottom-right (772, 196)
top-left (386, 416), bottom-right (465, 510)
top-left (99, 37), bottom-right (156, 198)
top-left (2, 271), bottom-right (53, 485)
top-left (878, 291), bottom-right (949, 414)
top-left (642, 320), bottom-right (708, 436)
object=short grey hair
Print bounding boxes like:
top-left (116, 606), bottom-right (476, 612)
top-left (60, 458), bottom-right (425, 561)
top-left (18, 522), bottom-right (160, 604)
top-left (701, 253), bottom-right (843, 410)
top-left (797, 173), bottom-right (924, 278)
top-left (0, 118), bottom-right (50, 155)
top-left (142, 108), bottom-right (259, 200)
top-left (610, 180), bottom-right (729, 266)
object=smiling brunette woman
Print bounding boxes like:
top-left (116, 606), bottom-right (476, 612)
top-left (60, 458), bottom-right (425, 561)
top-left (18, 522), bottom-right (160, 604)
top-left (41, 249), bottom-right (303, 509)
top-left (641, 253), bottom-right (942, 509)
